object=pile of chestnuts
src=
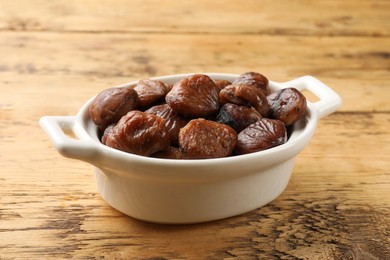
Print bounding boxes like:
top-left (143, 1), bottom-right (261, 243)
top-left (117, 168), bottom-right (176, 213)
top-left (89, 72), bottom-right (307, 159)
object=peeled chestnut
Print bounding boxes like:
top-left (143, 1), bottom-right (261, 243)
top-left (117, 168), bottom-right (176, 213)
top-left (105, 111), bottom-right (170, 156)
top-left (216, 103), bottom-right (262, 133)
top-left (101, 123), bottom-right (115, 145)
top-left (267, 88), bottom-right (307, 126)
top-left (179, 119), bottom-right (237, 159)
top-left (233, 72), bottom-right (270, 96)
top-left (235, 118), bottom-right (287, 154)
top-left (219, 84), bottom-right (270, 117)
top-left (219, 84), bottom-right (248, 106)
top-left (89, 87), bottom-right (138, 130)
top-left (145, 104), bottom-right (189, 146)
top-left (166, 74), bottom-right (220, 118)
top-left (133, 79), bottom-right (170, 108)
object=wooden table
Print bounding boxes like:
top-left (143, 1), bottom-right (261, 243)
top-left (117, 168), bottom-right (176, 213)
top-left (1, 1), bottom-right (389, 259)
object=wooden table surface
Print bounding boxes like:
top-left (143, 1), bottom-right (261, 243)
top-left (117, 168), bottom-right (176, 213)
top-left (1, 1), bottom-right (389, 259)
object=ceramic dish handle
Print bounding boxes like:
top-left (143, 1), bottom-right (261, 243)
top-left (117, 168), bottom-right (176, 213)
top-left (291, 76), bottom-right (342, 119)
top-left (39, 116), bottom-right (99, 164)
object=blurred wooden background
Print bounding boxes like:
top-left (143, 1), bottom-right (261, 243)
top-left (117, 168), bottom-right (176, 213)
top-left (0, 1), bottom-right (389, 259)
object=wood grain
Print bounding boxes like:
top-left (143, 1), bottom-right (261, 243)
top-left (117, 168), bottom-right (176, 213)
top-left (0, 0), bottom-right (389, 36)
top-left (1, 114), bottom-right (389, 259)
top-left (0, 32), bottom-right (389, 112)
top-left (0, 0), bottom-right (389, 259)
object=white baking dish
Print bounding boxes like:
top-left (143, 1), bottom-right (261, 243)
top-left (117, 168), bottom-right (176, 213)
top-left (40, 73), bottom-right (342, 224)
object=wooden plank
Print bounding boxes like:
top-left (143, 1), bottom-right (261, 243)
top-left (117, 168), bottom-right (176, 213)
top-left (0, 32), bottom-right (389, 112)
top-left (1, 1), bottom-right (389, 257)
top-left (1, 47), bottom-right (389, 258)
top-left (0, 111), bottom-right (389, 258)
top-left (0, 0), bottom-right (389, 36)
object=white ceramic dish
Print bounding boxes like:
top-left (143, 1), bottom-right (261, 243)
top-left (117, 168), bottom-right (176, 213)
top-left (40, 73), bottom-right (342, 224)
